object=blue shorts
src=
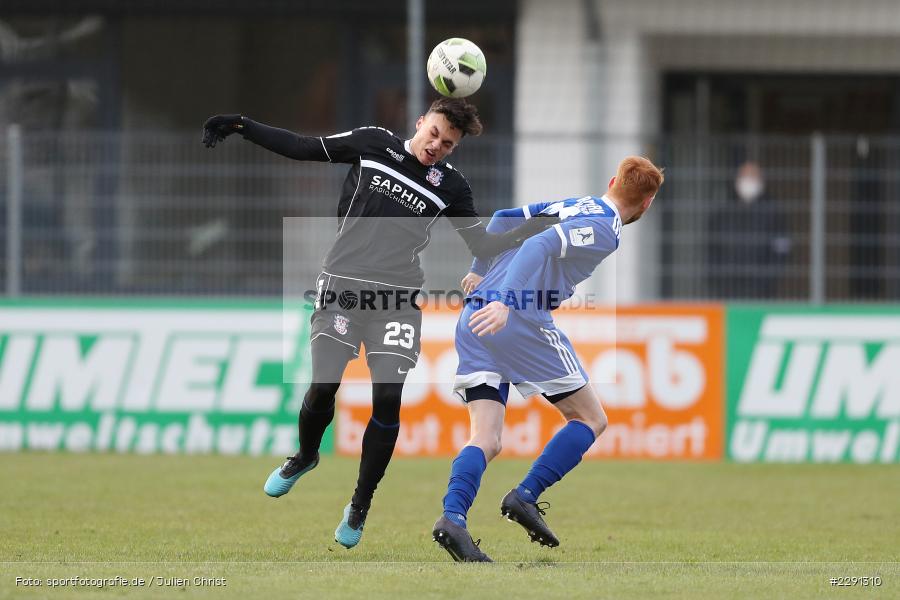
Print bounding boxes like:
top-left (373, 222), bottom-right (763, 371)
top-left (453, 301), bottom-right (587, 404)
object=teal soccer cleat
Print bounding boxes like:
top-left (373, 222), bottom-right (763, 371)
top-left (263, 452), bottom-right (319, 498)
top-left (334, 503), bottom-right (367, 549)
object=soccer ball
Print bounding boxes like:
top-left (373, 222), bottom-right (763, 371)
top-left (426, 38), bottom-right (487, 98)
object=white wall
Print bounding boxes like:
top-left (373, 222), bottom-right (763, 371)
top-left (514, 0), bottom-right (594, 202)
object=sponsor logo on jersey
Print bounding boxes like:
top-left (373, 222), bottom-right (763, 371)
top-left (574, 196), bottom-right (605, 214)
top-left (369, 174), bottom-right (429, 214)
top-left (385, 147), bottom-right (405, 163)
top-left (547, 197), bottom-right (605, 220)
top-left (333, 314), bottom-right (349, 335)
top-left (426, 167), bottom-right (444, 187)
top-left (569, 226), bottom-right (595, 247)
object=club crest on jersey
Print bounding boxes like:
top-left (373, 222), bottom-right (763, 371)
top-left (426, 167), bottom-right (443, 187)
top-left (333, 314), bottom-right (349, 335)
top-left (570, 226), bottom-right (595, 247)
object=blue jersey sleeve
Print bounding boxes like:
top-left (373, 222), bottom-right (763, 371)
top-left (493, 216), bottom-right (618, 308)
top-left (495, 227), bottom-right (563, 305)
top-left (522, 201), bottom-right (557, 218)
top-left (469, 201), bottom-right (564, 274)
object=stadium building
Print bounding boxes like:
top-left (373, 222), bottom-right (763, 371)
top-left (2, 0), bottom-right (899, 301)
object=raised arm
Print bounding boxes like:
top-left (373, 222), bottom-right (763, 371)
top-left (469, 207), bottom-right (528, 275)
top-left (468, 228), bottom-right (561, 337)
top-left (202, 115), bottom-right (330, 161)
top-left (454, 215), bottom-right (558, 261)
top-left (497, 229), bottom-right (561, 304)
top-left (466, 203), bottom-right (559, 273)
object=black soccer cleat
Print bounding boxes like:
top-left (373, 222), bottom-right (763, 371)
top-left (432, 516), bottom-right (493, 563)
top-left (500, 488), bottom-right (560, 548)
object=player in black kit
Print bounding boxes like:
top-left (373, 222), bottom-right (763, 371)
top-left (202, 99), bottom-right (555, 549)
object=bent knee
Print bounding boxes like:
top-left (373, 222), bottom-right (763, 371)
top-left (469, 435), bottom-right (502, 461)
top-left (592, 411), bottom-right (608, 437)
top-left (570, 410), bottom-right (607, 438)
top-left (305, 382), bottom-right (339, 408)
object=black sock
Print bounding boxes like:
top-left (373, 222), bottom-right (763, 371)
top-left (350, 418), bottom-right (400, 511)
top-left (298, 385), bottom-right (336, 462)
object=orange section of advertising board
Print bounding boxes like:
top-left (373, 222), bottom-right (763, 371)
top-left (335, 305), bottom-right (723, 460)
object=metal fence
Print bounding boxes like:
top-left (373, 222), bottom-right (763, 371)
top-left (658, 134), bottom-right (900, 302)
top-left (2, 127), bottom-right (899, 301)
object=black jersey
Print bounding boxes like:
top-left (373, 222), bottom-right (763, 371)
top-left (318, 126), bottom-right (481, 287)
top-left (239, 118), bottom-right (554, 289)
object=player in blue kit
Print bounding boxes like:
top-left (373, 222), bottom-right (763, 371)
top-left (432, 156), bottom-right (664, 562)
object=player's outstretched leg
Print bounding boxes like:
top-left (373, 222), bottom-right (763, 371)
top-left (264, 336), bottom-right (351, 498)
top-left (433, 391), bottom-right (506, 562)
top-left (335, 355), bottom-right (407, 548)
top-left (502, 384), bottom-right (607, 547)
top-left (263, 382), bottom-right (335, 497)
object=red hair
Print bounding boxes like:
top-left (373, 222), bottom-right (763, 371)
top-left (610, 156), bottom-right (664, 208)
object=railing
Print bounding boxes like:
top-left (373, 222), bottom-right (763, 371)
top-left (2, 127), bottom-right (898, 301)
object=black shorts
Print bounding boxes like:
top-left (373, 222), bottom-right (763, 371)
top-left (309, 272), bottom-right (422, 365)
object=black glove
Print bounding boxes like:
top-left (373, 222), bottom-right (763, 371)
top-left (510, 213), bottom-right (561, 244)
top-left (202, 114), bottom-right (244, 148)
top-left (469, 213), bottom-right (562, 259)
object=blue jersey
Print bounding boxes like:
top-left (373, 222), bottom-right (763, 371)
top-left (469, 195), bottom-right (621, 322)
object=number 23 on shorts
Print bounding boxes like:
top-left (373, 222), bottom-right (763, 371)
top-left (383, 321), bottom-right (415, 349)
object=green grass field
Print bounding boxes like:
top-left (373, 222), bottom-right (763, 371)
top-left (1, 454), bottom-right (897, 599)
